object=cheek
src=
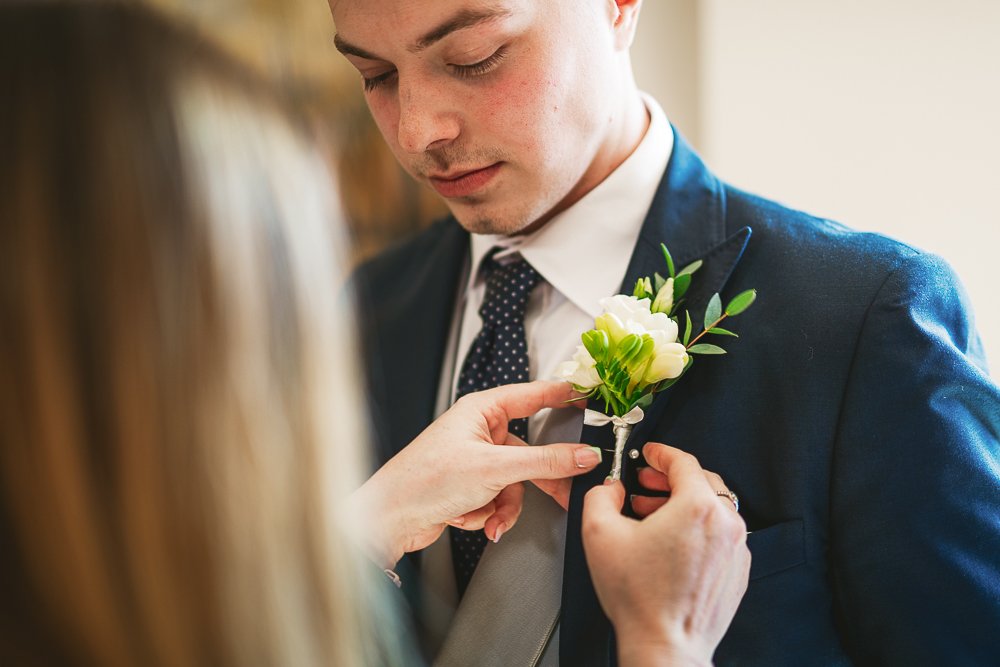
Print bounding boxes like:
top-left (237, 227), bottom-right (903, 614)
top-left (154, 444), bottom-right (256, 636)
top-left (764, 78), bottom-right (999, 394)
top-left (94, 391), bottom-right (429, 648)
top-left (365, 95), bottom-right (402, 151)
top-left (477, 69), bottom-right (571, 160)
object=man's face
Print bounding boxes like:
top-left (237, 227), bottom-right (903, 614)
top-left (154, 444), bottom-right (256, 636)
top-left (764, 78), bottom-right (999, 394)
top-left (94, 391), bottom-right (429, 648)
top-left (331, 0), bottom-right (631, 235)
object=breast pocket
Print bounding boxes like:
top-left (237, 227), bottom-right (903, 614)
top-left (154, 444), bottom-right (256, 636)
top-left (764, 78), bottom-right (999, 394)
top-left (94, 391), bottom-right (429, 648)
top-left (747, 519), bottom-right (806, 581)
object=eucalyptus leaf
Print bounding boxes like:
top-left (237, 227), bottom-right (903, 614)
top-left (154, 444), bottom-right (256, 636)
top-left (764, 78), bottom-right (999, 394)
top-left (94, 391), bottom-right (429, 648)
top-left (683, 311), bottom-right (692, 346)
top-left (673, 273), bottom-right (692, 301)
top-left (653, 272), bottom-right (667, 293)
top-left (661, 243), bottom-right (676, 278)
top-left (704, 293), bottom-right (722, 329)
top-left (708, 327), bottom-right (739, 338)
top-left (677, 259), bottom-right (703, 277)
top-left (725, 289), bottom-right (757, 317)
top-left (636, 393), bottom-right (654, 408)
top-left (688, 343), bottom-right (727, 355)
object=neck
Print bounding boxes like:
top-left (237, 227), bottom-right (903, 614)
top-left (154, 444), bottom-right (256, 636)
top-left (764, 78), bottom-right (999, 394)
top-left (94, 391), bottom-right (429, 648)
top-left (517, 86), bottom-right (650, 236)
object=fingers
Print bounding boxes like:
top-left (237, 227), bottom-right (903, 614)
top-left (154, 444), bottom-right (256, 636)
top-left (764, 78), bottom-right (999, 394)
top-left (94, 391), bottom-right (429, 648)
top-left (484, 483), bottom-right (524, 542)
top-left (531, 477), bottom-right (572, 510)
top-left (583, 480), bottom-right (626, 519)
top-left (452, 500), bottom-right (497, 531)
top-left (479, 380), bottom-right (583, 419)
top-left (630, 494), bottom-right (668, 517)
top-left (637, 466), bottom-right (670, 492)
top-left (493, 442), bottom-right (602, 485)
top-left (581, 481), bottom-right (629, 547)
top-left (642, 442), bottom-right (717, 499)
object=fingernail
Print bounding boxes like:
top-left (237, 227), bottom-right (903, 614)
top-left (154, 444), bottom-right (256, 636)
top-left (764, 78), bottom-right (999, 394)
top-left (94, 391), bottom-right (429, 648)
top-left (575, 446), bottom-right (603, 468)
top-left (604, 475), bottom-right (615, 485)
top-left (447, 517), bottom-right (465, 527)
top-left (492, 524), bottom-right (507, 544)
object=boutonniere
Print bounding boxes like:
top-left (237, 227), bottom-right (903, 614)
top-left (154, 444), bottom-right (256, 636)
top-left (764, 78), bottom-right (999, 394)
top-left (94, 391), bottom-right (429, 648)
top-left (557, 243), bottom-right (757, 480)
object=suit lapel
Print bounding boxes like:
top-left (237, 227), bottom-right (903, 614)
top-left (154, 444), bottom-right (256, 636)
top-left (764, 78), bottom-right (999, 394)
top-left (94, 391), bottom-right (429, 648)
top-left (560, 131), bottom-right (752, 666)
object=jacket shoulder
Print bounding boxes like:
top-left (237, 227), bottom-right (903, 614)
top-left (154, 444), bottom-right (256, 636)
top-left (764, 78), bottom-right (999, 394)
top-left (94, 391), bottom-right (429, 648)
top-left (353, 217), bottom-right (462, 293)
top-left (723, 185), bottom-right (929, 286)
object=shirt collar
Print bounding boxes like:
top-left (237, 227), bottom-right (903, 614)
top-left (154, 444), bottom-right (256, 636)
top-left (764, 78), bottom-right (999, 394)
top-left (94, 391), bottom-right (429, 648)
top-left (467, 93), bottom-right (674, 318)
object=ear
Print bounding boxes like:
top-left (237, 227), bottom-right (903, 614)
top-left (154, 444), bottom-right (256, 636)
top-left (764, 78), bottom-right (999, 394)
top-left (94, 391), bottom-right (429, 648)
top-left (611, 0), bottom-right (643, 50)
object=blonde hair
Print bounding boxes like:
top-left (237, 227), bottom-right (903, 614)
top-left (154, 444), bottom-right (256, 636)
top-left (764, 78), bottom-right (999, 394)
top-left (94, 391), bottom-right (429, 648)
top-left (0, 2), bottom-right (381, 664)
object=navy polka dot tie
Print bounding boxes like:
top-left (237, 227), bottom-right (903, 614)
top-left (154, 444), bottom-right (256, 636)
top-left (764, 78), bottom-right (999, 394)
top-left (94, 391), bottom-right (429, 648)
top-left (450, 253), bottom-right (542, 598)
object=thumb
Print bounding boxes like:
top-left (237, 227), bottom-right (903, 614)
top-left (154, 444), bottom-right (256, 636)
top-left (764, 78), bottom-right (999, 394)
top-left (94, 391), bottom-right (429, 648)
top-left (582, 481), bottom-right (628, 551)
top-left (495, 442), bottom-right (603, 484)
top-left (583, 479), bottom-right (627, 519)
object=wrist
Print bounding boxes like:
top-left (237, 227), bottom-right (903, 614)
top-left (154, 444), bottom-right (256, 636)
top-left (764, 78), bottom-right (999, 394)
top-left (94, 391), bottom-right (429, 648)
top-left (615, 627), bottom-right (713, 667)
top-left (347, 476), bottom-right (407, 570)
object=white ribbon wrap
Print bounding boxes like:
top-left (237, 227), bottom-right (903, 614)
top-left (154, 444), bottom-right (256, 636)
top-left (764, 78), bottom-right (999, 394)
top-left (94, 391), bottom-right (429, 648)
top-left (584, 406), bottom-right (645, 481)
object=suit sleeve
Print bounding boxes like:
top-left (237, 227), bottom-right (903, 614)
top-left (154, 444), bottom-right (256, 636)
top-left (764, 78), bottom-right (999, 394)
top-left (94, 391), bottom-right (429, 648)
top-left (830, 251), bottom-right (1000, 665)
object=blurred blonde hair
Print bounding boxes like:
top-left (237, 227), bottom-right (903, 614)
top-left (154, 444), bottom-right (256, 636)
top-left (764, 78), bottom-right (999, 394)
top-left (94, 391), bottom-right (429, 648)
top-left (0, 2), bottom-right (381, 664)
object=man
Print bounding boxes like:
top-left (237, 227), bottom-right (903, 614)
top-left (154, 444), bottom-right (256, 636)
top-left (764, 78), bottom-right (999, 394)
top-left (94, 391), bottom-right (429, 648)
top-left (331, 0), bottom-right (1000, 664)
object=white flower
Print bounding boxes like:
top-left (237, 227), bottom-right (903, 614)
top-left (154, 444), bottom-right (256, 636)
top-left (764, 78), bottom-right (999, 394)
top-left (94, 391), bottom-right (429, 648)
top-left (556, 345), bottom-right (603, 389)
top-left (643, 332), bottom-right (689, 383)
top-left (651, 278), bottom-right (674, 314)
top-left (598, 294), bottom-right (679, 344)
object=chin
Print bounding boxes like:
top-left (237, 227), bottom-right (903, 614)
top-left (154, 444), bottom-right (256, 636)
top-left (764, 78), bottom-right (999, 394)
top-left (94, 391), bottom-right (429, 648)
top-left (452, 207), bottom-right (532, 237)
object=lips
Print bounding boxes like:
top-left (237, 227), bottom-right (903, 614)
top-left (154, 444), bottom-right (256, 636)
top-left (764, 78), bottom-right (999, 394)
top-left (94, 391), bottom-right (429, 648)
top-left (428, 163), bottom-right (502, 198)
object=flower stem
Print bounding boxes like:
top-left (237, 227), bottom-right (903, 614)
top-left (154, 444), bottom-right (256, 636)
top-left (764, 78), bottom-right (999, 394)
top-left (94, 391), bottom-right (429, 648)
top-left (686, 314), bottom-right (729, 349)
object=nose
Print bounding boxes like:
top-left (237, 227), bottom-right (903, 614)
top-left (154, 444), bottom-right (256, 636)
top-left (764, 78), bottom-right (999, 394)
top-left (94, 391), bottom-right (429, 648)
top-left (396, 77), bottom-right (460, 154)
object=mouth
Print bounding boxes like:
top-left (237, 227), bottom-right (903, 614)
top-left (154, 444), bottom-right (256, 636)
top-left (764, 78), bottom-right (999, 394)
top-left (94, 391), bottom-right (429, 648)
top-left (428, 163), bottom-right (502, 199)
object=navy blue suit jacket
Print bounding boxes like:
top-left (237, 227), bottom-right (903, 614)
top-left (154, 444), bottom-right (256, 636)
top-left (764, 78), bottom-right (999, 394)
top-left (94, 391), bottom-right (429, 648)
top-left (354, 133), bottom-right (1000, 665)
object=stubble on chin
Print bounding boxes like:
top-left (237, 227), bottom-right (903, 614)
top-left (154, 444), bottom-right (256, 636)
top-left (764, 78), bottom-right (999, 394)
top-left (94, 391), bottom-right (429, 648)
top-left (450, 204), bottom-right (534, 237)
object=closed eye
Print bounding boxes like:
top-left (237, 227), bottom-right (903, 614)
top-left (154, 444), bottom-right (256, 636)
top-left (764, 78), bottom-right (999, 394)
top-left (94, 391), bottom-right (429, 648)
top-left (450, 46), bottom-right (507, 79)
top-left (363, 69), bottom-right (397, 93)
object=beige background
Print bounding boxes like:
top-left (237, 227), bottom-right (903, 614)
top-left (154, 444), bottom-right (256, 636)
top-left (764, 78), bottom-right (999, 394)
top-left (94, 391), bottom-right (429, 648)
top-left (634, 0), bottom-right (1000, 370)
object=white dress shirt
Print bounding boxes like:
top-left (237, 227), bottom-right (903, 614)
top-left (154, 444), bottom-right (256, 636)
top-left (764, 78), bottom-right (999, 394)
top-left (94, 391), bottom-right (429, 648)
top-left (421, 94), bottom-right (674, 660)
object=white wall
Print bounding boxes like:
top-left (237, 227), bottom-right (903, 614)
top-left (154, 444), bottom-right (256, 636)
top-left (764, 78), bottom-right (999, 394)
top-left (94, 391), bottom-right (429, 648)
top-left (634, 0), bottom-right (1000, 371)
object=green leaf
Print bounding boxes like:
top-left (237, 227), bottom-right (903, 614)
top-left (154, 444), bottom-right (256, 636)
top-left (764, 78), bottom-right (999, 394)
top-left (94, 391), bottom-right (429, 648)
top-left (581, 329), bottom-right (609, 362)
top-left (683, 311), bottom-right (692, 346)
top-left (653, 272), bottom-right (667, 293)
top-left (632, 278), bottom-right (647, 299)
top-left (708, 327), bottom-right (739, 338)
top-left (615, 334), bottom-right (641, 363)
top-left (660, 243), bottom-right (676, 278)
top-left (673, 273), bottom-right (692, 302)
top-left (687, 343), bottom-right (727, 355)
top-left (677, 259), bottom-right (703, 277)
top-left (704, 293), bottom-right (722, 329)
top-left (635, 393), bottom-right (655, 409)
top-left (725, 289), bottom-right (757, 317)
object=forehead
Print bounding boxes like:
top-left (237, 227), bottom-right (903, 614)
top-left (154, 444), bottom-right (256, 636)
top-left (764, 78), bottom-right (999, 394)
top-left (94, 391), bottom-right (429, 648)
top-left (331, 0), bottom-right (530, 46)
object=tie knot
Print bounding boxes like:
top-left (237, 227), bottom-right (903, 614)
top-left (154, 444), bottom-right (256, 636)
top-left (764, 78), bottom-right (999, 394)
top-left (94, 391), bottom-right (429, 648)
top-left (479, 256), bottom-right (541, 321)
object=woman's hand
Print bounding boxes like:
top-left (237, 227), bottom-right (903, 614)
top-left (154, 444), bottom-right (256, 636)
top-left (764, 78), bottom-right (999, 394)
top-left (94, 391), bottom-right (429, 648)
top-left (350, 380), bottom-right (601, 569)
top-left (582, 444), bottom-right (750, 667)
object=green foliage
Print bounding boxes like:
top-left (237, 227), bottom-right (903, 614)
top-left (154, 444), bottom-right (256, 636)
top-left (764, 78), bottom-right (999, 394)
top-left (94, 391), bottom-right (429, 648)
top-left (704, 293), bottom-right (722, 329)
top-left (688, 343), bottom-right (727, 355)
top-left (683, 311), bottom-right (692, 346)
top-left (677, 259), bottom-right (703, 277)
top-left (708, 327), bottom-right (739, 338)
top-left (672, 273), bottom-right (692, 304)
top-left (653, 272), bottom-right (667, 293)
top-left (660, 243), bottom-right (676, 278)
top-left (725, 289), bottom-right (757, 317)
top-left (582, 329), bottom-right (609, 362)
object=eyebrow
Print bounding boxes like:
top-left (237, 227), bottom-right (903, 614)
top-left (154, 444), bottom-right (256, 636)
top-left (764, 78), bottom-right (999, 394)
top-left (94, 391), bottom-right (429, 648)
top-left (414, 7), bottom-right (511, 51)
top-left (333, 6), bottom-right (511, 60)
